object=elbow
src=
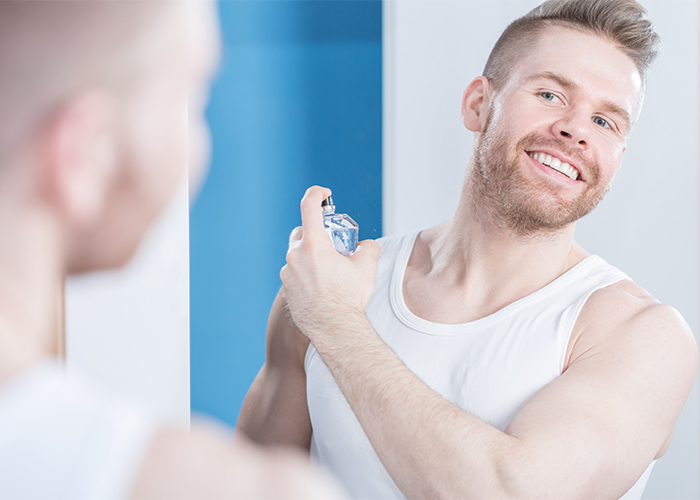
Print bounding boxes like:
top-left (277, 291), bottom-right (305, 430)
top-left (425, 440), bottom-right (529, 500)
top-left (492, 458), bottom-right (531, 500)
top-left (487, 437), bottom-right (533, 500)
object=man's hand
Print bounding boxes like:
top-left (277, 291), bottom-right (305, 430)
top-left (280, 186), bottom-right (381, 344)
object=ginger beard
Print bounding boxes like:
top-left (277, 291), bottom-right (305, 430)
top-left (469, 110), bottom-right (611, 237)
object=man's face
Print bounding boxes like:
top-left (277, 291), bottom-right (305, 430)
top-left (119, 0), bottom-right (220, 217)
top-left (77, 1), bottom-right (220, 271)
top-left (471, 26), bottom-right (642, 236)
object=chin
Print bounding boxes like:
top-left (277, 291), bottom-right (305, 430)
top-left (67, 236), bottom-right (142, 276)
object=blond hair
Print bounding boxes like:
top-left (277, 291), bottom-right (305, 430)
top-left (484, 0), bottom-right (661, 90)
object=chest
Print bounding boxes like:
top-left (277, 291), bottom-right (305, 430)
top-left (369, 296), bottom-right (572, 428)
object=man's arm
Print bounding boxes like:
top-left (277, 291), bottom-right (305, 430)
top-left (130, 423), bottom-right (344, 499)
top-left (236, 288), bottom-right (312, 449)
top-left (281, 186), bottom-right (698, 499)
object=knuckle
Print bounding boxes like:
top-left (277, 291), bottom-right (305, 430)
top-left (288, 227), bottom-right (302, 244)
top-left (303, 237), bottom-right (326, 254)
top-left (285, 249), bottom-right (302, 266)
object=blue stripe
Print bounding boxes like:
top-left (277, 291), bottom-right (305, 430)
top-left (190, 0), bottom-right (383, 426)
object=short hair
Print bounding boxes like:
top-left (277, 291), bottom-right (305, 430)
top-left (483, 0), bottom-right (661, 91)
top-left (0, 1), bottom-right (182, 155)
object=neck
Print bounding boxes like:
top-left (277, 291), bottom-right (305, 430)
top-left (405, 173), bottom-right (588, 324)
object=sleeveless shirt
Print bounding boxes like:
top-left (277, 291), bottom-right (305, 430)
top-left (0, 359), bottom-right (157, 499)
top-left (305, 230), bottom-right (656, 500)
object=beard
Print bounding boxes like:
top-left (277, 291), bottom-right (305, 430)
top-left (469, 113), bottom-right (612, 238)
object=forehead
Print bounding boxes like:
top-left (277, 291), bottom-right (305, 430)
top-left (505, 26), bottom-right (643, 121)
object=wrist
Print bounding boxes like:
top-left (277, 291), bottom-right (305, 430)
top-left (307, 309), bottom-right (375, 356)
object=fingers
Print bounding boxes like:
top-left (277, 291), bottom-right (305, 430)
top-left (288, 226), bottom-right (303, 252)
top-left (352, 239), bottom-right (381, 263)
top-left (299, 186), bottom-right (332, 240)
top-left (280, 264), bottom-right (288, 283)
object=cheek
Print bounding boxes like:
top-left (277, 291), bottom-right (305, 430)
top-left (489, 102), bottom-right (541, 144)
top-left (187, 90), bottom-right (213, 199)
top-left (598, 137), bottom-right (626, 177)
top-left (126, 79), bottom-right (189, 203)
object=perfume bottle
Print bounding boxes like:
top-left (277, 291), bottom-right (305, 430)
top-left (322, 196), bottom-right (358, 256)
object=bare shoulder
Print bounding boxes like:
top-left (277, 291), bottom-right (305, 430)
top-left (580, 279), bottom-right (695, 341)
top-left (570, 279), bottom-right (698, 374)
top-left (565, 280), bottom-right (697, 459)
top-left (130, 421), bottom-right (345, 499)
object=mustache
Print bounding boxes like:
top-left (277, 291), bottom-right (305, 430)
top-left (516, 133), bottom-right (598, 183)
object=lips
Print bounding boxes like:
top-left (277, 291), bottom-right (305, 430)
top-left (527, 151), bottom-right (580, 180)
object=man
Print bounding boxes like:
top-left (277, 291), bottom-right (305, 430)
top-left (238, 0), bottom-right (698, 498)
top-left (0, 1), bottom-right (344, 498)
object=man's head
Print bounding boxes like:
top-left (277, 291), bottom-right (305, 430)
top-left (484, 0), bottom-right (660, 112)
top-left (461, 0), bottom-right (659, 237)
top-left (0, 1), bottom-right (220, 272)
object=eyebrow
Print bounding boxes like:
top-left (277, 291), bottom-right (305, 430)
top-left (526, 71), bottom-right (632, 128)
top-left (527, 71), bottom-right (577, 89)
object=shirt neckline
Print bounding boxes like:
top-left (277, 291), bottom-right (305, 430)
top-left (389, 230), bottom-right (604, 336)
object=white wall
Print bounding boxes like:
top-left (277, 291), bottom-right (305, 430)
top-left (65, 181), bottom-right (191, 427)
top-left (383, 1), bottom-right (699, 498)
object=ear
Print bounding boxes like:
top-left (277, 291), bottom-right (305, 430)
top-left (42, 91), bottom-right (118, 229)
top-left (461, 76), bottom-right (492, 133)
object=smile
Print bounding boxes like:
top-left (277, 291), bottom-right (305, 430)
top-left (527, 151), bottom-right (579, 181)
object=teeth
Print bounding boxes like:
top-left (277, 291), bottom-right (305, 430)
top-left (528, 151), bottom-right (579, 180)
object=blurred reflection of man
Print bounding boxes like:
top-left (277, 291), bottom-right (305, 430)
top-left (238, 0), bottom-right (698, 498)
top-left (0, 2), bottom-right (343, 498)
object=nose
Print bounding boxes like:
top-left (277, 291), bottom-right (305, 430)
top-left (553, 112), bottom-right (589, 148)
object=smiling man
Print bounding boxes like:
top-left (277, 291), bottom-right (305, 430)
top-left (238, 0), bottom-right (698, 498)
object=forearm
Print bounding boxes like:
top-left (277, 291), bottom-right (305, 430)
top-left (311, 313), bottom-right (523, 499)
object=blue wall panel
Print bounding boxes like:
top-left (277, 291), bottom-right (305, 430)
top-left (190, 1), bottom-right (382, 426)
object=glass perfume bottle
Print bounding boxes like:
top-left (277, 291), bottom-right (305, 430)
top-left (322, 196), bottom-right (358, 256)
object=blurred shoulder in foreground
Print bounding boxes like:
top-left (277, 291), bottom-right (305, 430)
top-left (0, 1), bottom-right (344, 498)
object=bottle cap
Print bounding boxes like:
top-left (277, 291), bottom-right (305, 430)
top-left (321, 196), bottom-right (334, 208)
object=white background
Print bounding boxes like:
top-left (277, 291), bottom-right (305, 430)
top-left (383, 0), bottom-right (699, 497)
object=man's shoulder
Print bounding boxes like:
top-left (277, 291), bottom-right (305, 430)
top-left (585, 278), bottom-right (657, 320)
top-left (0, 359), bottom-right (158, 500)
top-left (374, 230), bottom-right (419, 259)
top-left (374, 231), bottom-right (414, 247)
top-left (572, 279), bottom-right (697, 372)
top-left (130, 424), bottom-right (345, 499)
top-left (585, 279), bottom-right (683, 329)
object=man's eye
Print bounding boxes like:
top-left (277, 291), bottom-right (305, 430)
top-left (540, 92), bottom-right (557, 101)
top-left (593, 116), bottom-right (610, 128)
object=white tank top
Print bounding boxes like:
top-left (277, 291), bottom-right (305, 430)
top-left (306, 230), bottom-right (656, 500)
top-left (0, 359), bottom-right (157, 500)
